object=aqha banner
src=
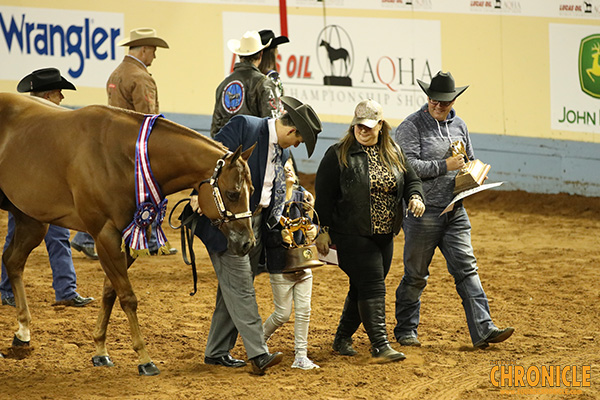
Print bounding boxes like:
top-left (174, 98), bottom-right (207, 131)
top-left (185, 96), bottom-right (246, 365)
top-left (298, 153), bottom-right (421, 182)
top-left (222, 12), bottom-right (441, 120)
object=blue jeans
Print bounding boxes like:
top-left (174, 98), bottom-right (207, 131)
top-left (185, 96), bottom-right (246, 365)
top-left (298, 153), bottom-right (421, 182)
top-left (72, 231), bottom-right (95, 247)
top-left (148, 225), bottom-right (161, 252)
top-left (76, 224), bottom-right (167, 253)
top-left (394, 205), bottom-right (496, 345)
top-left (74, 225), bottom-right (162, 252)
top-left (1, 213), bottom-right (79, 302)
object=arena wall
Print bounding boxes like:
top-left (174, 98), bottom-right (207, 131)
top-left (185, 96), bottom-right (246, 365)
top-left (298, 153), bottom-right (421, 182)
top-left (1, 0), bottom-right (599, 196)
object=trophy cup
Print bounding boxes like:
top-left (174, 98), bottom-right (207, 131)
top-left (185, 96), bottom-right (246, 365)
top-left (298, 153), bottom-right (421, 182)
top-left (279, 201), bottom-right (325, 272)
top-left (451, 140), bottom-right (491, 194)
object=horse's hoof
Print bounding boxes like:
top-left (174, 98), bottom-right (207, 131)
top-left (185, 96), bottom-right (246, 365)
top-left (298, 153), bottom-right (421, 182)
top-left (138, 362), bottom-right (160, 376)
top-left (92, 355), bottom-right (115, 367)
top-left (12, 335), bottom-right (29, 347)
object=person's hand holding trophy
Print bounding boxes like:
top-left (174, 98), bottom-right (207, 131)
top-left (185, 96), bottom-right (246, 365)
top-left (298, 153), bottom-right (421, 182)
top-left (451, 140), bottom-right (490, 194)
top-left (279, 202), bottom-right (324, 272)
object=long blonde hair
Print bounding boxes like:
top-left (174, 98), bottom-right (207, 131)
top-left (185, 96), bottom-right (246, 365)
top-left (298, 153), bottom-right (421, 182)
top-left (338, 120), bottom-right (406, 173)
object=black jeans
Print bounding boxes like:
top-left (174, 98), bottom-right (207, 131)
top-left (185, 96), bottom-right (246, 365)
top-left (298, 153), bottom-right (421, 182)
top-left (332, 231), bottom-right (394, 301)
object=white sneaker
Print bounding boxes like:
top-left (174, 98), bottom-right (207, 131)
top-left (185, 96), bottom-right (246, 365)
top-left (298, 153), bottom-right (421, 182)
top-left (291, 356), bottom-right (320, 370)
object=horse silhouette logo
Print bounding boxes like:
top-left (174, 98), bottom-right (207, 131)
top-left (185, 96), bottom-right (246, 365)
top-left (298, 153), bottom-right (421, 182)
top-left (316, 25), bottom-right (354, 87)
top-left (578, 34), bottom-right (600, 99)
top-left (320, 40), bottom-right (351, 76)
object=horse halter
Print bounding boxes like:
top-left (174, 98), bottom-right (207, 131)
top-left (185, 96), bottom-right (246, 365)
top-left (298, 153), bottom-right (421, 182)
top-left (199, 151), bottom-right (253, 227)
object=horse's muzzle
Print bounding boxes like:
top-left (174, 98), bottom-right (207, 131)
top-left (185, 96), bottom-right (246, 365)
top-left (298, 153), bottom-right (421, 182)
top-left (227, 230), bottom-right (256, 256)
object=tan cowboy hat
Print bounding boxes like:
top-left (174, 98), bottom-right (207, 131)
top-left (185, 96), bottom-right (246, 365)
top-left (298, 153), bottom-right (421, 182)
top-left (280, 96), bottom-right (322, 158)
top-left (227, 31), bottom-right (271, 56)
top-left (417, 71), bottom-right (468, 102)
top-left (118, 28), bottom-right (169, 48)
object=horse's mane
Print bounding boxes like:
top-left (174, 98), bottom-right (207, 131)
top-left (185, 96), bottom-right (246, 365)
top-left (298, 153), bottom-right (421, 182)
top-left (0, 93), bottom-right (229, 154)
top-left (82, 104), bottom-right (229, 153)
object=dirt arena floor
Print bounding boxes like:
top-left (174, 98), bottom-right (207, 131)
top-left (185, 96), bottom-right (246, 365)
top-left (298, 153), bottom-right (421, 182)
top-left (0, 175), bottom-right (598, 400)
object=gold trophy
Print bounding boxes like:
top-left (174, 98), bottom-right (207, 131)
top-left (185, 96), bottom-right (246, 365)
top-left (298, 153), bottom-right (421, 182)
top-left (451, 140), bottom-right (491, 194)
top-left (279, 202), bottom-right (324, 272)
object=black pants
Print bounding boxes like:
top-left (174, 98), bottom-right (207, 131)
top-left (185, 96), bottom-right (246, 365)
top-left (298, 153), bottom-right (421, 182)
top-left (332, 232), bottom-right (394, 301)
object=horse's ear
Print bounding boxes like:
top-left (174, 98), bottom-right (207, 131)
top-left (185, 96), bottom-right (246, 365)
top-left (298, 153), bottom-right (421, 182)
top-left (229, 143), bottom-right (255, 165)
top-left (241, 143), bottom-right (256, 161)
top-left (229, 145), bottom-right (243, 165)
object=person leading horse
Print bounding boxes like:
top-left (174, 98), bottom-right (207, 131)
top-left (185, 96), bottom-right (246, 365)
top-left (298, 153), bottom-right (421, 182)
top-left (0, 92), bottom-right (255, 375)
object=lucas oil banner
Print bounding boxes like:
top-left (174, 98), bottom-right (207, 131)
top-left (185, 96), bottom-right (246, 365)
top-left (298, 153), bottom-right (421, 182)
top-left (222, 12), bottom-right (442, 120)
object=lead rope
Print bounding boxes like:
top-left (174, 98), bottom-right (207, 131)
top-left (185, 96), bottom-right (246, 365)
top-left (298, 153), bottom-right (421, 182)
top-left (169, 198), bottom-right (199, 296)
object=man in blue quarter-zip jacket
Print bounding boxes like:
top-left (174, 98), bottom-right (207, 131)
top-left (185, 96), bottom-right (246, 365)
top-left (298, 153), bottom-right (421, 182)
top-left (393, 71), bottom-right (514, 350)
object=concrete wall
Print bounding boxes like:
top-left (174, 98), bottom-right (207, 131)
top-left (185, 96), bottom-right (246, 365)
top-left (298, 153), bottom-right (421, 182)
top-left (2, 1), bottom-right (600, 196)
top-left (163, 112), bottom-right (600, 196)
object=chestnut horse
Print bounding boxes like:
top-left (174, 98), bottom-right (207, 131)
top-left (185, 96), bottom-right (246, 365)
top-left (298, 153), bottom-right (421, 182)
top-left (0, 93), bottom-right (255, 375)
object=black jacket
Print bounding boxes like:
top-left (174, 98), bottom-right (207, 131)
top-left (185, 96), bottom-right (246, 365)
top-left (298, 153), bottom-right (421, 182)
top-left (315, 139), bottom-right (424, 236)
top-left (210, 62), bottom-right (279, 138)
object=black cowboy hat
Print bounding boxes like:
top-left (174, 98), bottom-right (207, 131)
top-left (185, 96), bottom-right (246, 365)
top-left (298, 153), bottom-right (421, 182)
top-left (280, 96), bottom-right (322, 158)
top-left (259, 29), bottom-right (289, 50)
top-left (17, 68), bottom-right (76, 93)
top-left (417, 71), bottom-right (468, 102)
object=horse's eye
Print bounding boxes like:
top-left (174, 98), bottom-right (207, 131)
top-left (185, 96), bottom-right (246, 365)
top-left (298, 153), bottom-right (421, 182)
top-left (226, 191), bottom-right (240, 202)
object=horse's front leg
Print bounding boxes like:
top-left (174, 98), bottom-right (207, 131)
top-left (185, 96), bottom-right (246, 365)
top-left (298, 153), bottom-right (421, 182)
top-left (91, 275), bottom-right (118, 367)
top-left (93, 228), bottom-right (158, 375)
top-left (2, 211), bottom-right (47, 348)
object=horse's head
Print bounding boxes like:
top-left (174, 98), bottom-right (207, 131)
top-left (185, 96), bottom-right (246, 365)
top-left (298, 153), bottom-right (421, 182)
top-left (198, 145), bottom-right (256, 255)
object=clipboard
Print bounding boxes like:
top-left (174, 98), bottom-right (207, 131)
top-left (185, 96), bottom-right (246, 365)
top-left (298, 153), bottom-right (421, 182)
top-left (440, 182), bottom-right (504, 216)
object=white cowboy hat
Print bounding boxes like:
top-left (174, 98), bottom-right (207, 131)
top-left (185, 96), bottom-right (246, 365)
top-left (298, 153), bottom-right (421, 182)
top-left (227, 31), bottom-right (271, 56)
top-left (118, 28), bottom-right (169, 48)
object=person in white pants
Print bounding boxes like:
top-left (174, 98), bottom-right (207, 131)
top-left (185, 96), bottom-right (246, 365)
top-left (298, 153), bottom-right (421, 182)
top-left (263, 269), bottom-right (315, 369)
top-left (263, 158), bottom-right (319, 370)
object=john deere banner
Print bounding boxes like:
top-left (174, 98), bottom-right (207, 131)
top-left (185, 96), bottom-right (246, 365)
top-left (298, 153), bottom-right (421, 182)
top-left (550, 24), bottom-right (600, 134)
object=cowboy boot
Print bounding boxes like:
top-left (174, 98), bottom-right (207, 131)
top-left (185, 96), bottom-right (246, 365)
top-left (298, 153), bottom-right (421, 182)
top-left (332, 296), bottom-right (361, 356)
top-left (358, 297), bottom-right (406, 363)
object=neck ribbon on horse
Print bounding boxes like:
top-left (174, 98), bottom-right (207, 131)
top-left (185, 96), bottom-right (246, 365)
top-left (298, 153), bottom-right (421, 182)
top-left (121, 114), bottom-right (170, 258)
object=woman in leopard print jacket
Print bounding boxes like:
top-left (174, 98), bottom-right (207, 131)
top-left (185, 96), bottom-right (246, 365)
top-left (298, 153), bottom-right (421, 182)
top-left (315, 99), bottom-right (424, 364)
